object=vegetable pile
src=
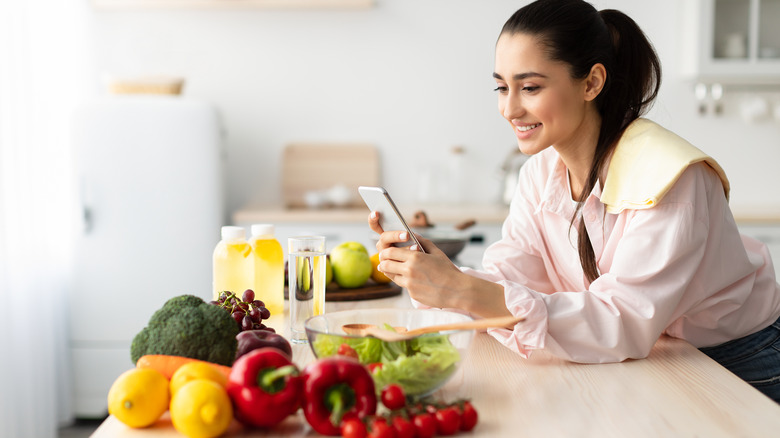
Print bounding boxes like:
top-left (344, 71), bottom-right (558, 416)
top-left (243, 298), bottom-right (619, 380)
top-left (311, 329), bottom-right (461, 397)
top-left (111, 293), bottom-right (479, 437)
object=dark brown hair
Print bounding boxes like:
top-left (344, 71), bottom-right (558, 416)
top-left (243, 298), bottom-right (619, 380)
top-left (500, 0), bottom-right (661, 283)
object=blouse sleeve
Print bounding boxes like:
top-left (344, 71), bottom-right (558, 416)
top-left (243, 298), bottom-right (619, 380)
top-left (476, 164), bottom-right (728, 363)
top-left (459, 155), bottom-right (559, 353)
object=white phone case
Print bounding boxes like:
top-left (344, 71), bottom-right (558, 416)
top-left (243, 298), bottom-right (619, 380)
top-left (358, 186), bottom-right (425, 253)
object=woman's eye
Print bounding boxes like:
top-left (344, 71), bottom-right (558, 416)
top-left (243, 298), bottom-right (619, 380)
top-left (493, 85), bottom-right (508, 93)
top-left (522, 86), bottom-right (540, 92)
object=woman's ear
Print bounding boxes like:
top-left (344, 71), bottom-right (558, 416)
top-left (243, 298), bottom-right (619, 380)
top-left (584, 63), bottom-right (606, 101)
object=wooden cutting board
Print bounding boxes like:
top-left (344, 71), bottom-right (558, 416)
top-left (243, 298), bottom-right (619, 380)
top-left (281, 143), bottom-right (379, 208)
top-left (285, 281), bottom-right (402, 301)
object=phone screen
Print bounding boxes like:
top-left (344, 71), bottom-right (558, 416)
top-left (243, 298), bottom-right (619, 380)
top-left (358, 186), bottom-right (425, 253)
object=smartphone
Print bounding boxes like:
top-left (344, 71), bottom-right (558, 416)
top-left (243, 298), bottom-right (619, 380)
top-left (358, 186), bottom-right (426, 253)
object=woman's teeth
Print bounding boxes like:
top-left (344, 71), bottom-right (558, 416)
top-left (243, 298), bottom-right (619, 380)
top-left (517, 123), bottom-right (540, 132)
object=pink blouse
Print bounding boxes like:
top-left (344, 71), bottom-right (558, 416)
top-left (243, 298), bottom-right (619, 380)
top-left (462, 146), bottom-right (780, 363)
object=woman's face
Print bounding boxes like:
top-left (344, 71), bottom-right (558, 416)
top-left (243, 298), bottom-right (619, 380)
top-left (494, 32), bottom-right (596, 157)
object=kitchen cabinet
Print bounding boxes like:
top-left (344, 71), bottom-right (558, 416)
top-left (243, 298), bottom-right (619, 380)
top-left (681, 0), bottom-right (780, 84)
top-left (91, 0), bottom-right (373, 9)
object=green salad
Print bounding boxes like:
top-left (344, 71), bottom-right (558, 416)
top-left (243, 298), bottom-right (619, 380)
top-left (311, 326), bottom-right (461, 397)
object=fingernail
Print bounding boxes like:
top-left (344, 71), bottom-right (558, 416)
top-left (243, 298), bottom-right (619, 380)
top-left (410, 244), bottom-right (418, 251)
top-left (370, 211), bottom-right (378, 219)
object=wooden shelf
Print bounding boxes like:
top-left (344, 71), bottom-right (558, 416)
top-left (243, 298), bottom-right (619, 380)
top-left (92, 0), bottom-right (374, 10)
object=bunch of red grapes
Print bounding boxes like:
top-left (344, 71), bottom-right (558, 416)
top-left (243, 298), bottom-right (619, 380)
top-left (210, 289), bottom-right (274, 332)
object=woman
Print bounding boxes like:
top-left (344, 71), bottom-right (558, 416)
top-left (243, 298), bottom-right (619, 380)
top-left (369, 0), bottom-right (780, 402)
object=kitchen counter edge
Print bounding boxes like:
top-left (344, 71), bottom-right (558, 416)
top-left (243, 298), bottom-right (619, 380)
top-left (233, 203), bottom-right (780, 225)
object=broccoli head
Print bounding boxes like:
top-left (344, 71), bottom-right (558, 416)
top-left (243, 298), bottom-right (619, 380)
top-left (130, 294), bottom-right (239, 366)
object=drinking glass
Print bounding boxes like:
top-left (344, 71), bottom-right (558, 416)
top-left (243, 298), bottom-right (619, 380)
top-left (288, 236), bottom-right (326, 343)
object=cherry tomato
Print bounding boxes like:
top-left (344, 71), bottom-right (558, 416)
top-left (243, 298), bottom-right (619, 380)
top-left (391, 415), bottom-right (415, 438)
top-left (434, 406), bottom-right (461, 436)
top-left (460, 401), bottom-right (479, 431)
top-left (341, 417), bottom-right (367, 438)
top-left (367, 362), bottom-right (383, 373)
top-left (337, 343), bottom-right (359, 359)
top-left (367, 417), bottom-right (396, 438)
top-left (380, 384), bottom-right (406, 410)
top-left (412, 413), bottom-right (437, 438)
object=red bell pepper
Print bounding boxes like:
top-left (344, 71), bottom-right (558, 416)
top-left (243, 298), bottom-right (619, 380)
top-left (227, 347), bottom-right (303, 428)
top-left (302, 357), bottom-right (377, 436)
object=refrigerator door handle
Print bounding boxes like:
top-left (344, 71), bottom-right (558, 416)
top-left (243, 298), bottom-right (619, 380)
top-left (79, 176), bottom-right (93, 234)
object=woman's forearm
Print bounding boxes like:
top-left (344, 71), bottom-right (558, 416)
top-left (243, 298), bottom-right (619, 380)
top-left (449, 273), bottom-right (513, 320)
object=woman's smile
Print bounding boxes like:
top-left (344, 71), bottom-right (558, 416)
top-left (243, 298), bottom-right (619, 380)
top-left (514, 122), bottom-right (542, 139)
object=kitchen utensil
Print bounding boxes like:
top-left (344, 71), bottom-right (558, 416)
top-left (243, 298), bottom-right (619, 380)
top-left (417, 229), bottom-right (468, 259)
top-left (341, 314), bottom-right (524, 342)
top-left (694, 83), bottom-right (708, 115)
top-left (340, 324), bottom-right (408, 335)
top-left (711, 83), bottom-right (723, 115)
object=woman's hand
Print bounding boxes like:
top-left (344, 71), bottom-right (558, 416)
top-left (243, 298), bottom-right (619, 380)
top-left (368, 212), bottom-right (484, 310)
top-left (368, 211), bottom-right (457, 307)
top-left (368, 211), bottom-right (508, 316)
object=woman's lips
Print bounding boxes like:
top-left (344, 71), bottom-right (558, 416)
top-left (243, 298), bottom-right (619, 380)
top-left (515, 123), bottom-right (541, 139)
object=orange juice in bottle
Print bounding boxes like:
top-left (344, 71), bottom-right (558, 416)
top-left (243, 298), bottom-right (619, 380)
top-left (212, 226), bottom-right (252, 300)
top-left (249, 224), bottom-right (284, 317)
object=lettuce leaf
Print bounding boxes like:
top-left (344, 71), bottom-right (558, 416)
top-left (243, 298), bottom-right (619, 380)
top-left (373, 334), bottom-right (461, 396)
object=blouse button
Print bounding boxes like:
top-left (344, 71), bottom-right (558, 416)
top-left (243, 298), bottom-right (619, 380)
top-left (586, 213), bottom-right (597, 222)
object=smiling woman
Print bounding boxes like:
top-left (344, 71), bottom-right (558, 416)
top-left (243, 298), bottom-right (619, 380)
top-left (367, 0), bottom-right (780, 404)
top-left (0, 1), bottom-right (93, 436)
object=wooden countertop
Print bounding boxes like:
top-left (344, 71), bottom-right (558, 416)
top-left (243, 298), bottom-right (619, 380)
top-left (92, 291), bottom-right (780, 438)
top-left (233, 203), bottom-right (780, 226)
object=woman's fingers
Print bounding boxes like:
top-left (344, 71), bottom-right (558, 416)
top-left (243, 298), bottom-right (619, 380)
top-left (376, 247), bottom-right (418, 283)
top-left (369, 211), bottom-right (420, 252)
top-left (368, 211), bottom-right (384, 234)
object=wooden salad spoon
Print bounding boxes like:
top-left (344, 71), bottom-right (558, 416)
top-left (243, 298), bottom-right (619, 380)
top-left (341, 314), bottom-right (525, 342)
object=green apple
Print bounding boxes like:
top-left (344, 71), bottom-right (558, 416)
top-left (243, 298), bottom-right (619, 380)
top-left (325, 254), bottom-right (333, 285)
top-left (330, 241), bottom-right (372, 288)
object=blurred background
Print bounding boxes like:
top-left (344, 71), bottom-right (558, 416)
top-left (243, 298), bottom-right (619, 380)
top-left (2, 0), bottom-right (780, 437)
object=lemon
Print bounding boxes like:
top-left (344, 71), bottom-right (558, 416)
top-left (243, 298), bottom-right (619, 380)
top-left (170, 379), bottom-right (233, 438)
top-left (370, 252), bottom-right (392, 284)
top-left (107, 368), bottom-right (169, 428)
top-left (170, 361), bottom-right (228, 397)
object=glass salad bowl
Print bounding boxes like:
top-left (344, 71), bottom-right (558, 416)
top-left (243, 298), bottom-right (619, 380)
top-left (305, 308), bottom-right (475, 398)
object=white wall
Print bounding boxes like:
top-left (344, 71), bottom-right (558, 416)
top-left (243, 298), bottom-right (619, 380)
top-left (90, 0), bottom-right (780, 215)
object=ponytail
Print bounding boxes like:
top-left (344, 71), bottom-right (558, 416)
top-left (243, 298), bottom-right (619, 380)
top-left (500, 0), bottom-right (662, 283)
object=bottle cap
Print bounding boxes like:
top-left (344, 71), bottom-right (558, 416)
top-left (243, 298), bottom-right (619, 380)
top-left (251, 224), bottom-right (274, 236)
top-left (221, 226), bottom-right (245, 240)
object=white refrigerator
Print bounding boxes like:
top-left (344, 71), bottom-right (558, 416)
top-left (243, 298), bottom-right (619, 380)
top-left (69, 96), bottom-right (225, 417)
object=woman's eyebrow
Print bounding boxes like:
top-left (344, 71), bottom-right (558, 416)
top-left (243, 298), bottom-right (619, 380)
top-left (492, 72), bottom-right (548, 80)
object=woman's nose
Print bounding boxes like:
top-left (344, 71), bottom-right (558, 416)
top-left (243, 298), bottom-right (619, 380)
top-left (501, 93), bottom-right (524, 120)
